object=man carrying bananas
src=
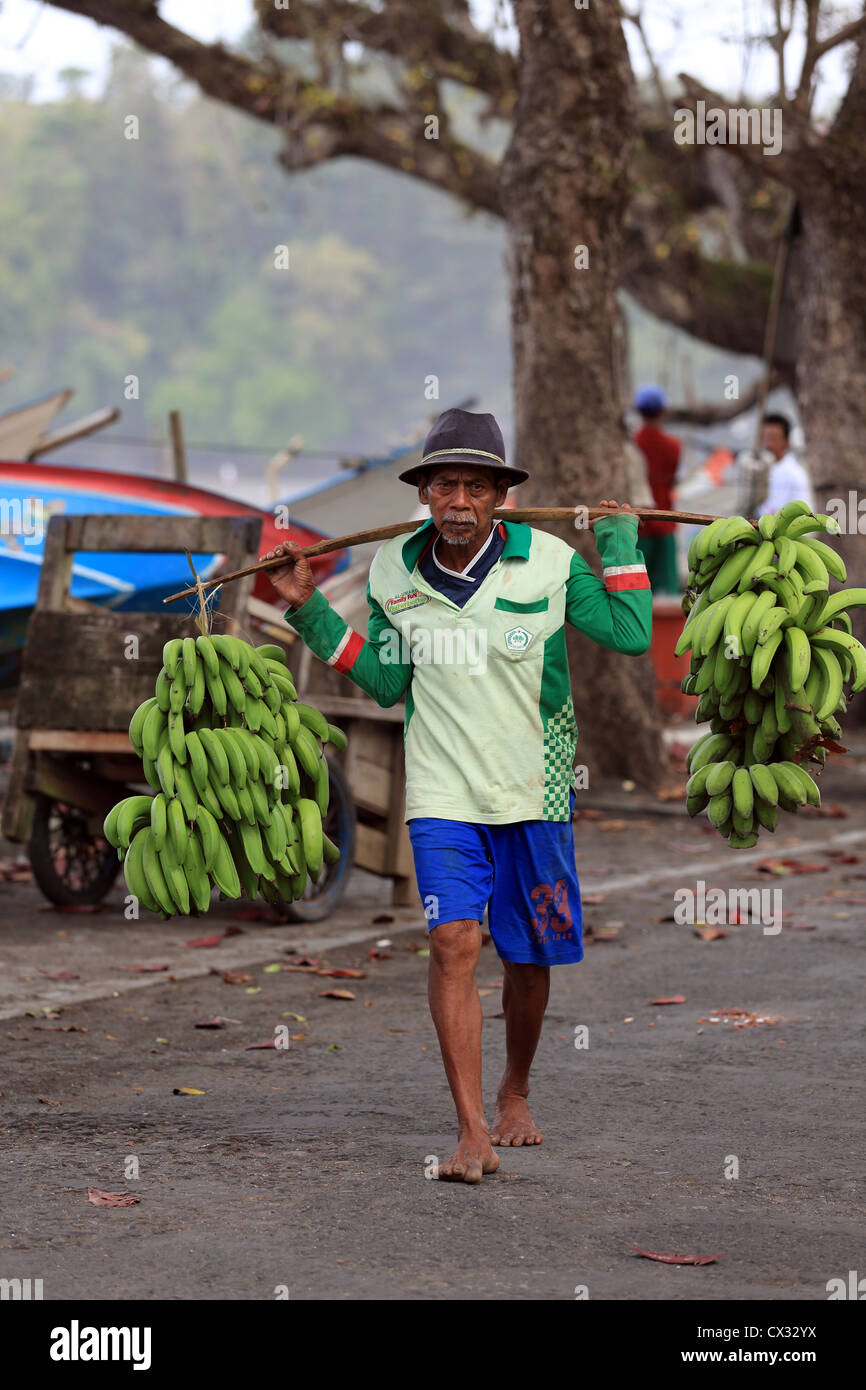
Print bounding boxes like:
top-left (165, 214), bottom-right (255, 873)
top-left (263, 408), bottom-right (652, 1183)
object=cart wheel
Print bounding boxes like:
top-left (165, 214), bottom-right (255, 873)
top-left (281, 755), bottom-right (356, 923)
top-left (28, 795), bottom-right (121, 908)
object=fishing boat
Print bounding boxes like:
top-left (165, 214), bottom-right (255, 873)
top-left (0, 460), bottom-right (345, 693)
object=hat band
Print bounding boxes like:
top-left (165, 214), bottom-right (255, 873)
top-left (419, 446), bottom-right (507, 468)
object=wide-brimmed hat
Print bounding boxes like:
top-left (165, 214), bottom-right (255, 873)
top-left (399, 407), bottom-right (529, 487)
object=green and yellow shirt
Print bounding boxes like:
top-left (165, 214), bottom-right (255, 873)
top-left (284, 515), bottom-right (652, 824)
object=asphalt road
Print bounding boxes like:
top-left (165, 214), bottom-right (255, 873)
top-left (2, 750), bottom-right (864, 1301)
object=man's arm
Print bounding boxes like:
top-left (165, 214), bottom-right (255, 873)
top-left (565, 513), bottom-right (653, 655)
top-left (283, 582), bottom-right (413, 709)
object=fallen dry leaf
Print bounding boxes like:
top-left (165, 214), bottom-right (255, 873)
top-left (172, 1087), bottom-right (211, 1095)
top-left (120, 963), bottom-right (169, 973)
top-left (694, 927), bottom-right (727, 941)
top-left (755, 858), bottom-right (828, 876)
top-left (318, 989), bottom-right (356, 1000)
top-left (245, 1041), bottom-right (278, 1050)
top-left (317, 968), bottom-right (366, 979)
top-left (87, 1188), bottom-right (140, 1208)
top-left (650, 995), bottom-right (686, 1005)
top-left (209, 968), bottom-right (252, 985)
top-left (627, 1245), bottom-right (723, 1266)
top-left (368, 948), bottom-right (392, 960)
top-left (37, 1095), bottom-right (60, 1107)
top-left (39, 970), bottom-right (79, 981)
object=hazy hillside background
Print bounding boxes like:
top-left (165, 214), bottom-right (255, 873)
top-left (0, 41), bottom-right (773, 498)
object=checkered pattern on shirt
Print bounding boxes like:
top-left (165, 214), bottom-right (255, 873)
top-left (543, 696), bottom-right (578, 819)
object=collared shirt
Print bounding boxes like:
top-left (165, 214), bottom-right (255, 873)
top-left (417, 520), bottom-right (507, 608)
top-left (759, 451), bottom-right (815, 514)
top-left (284, 517), bottom-right (652, 825)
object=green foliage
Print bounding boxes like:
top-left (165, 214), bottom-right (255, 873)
top-left (0, 46), bottom-right (511, 452)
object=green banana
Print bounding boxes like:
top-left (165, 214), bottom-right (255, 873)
top-left (185, 730), bottom-right (210, 796)
top-left (769, 762), bottom-right (807, 806)
top-left (736, 538), bottom-right (775, 592)
top-left (749, 764), bottom-right (779, 806)
top-left (687, 732), bottom-right (733, 774)
top-left (322, 832), bottom-right (341, 866)
top-left (183, 830), bottom-right (212, 913)
top-left (750, 627), bottom-right (784, 688)
top-left (707, 791), bottom-right (733, 828)
top-left (298, 797), bottom-right (324, 879)
top-left (181, 636), bottom-right (198, 687)
top-left (783, 626), bottom-right (811, 692)
top-left (782, 512), bottom-right (842, 540)
top-left (124, 826), bottom-right (161, 913)
top-left (163, 638), bottom-right (183, 679)
top-left (141, 702), bottom-right (167, 762)
top-left (173, 762), bottom-right (199, 822)
top-left (731, 766), bottom-right (754, 819)
top-left (194, 804), bottom-right (221, 873)
top-left (158, 838), bottom-right (190, 914)
top-left (115, 795), bottom-right (154, 849)
top-left (195, 633), bottom-right (220, 678)
top-left (167, 795), bottom-right (188, 864)
top-left (292, 725), bottom-right (322, 779)
top-left (218, 656), bottom-right (246, 715)
top-left (808, 587), bottom-right (866, 632)
top-left (168, 712), bottom-right (188, 765)
top-left (129, 697), bottom-right (158, 753)
top-left (188, 658), bottom-right (206, 716)
top-left (203, 666), bottom-right (227, 717)
top-left (811, 646), bottom-right (844, 721)
top-left (708, 545), bottom-right (762, 602)
top-left (150, 792), bottom-right (168, 851)
top-left (811, 628), bottom-right (866, 692)
top-left (142, 828), bottom-right (176, 915)
top-left (740, 589), bottom-right (777, 655)
top-left (199, 726), bottom-right (231, 784)
top-left (216, 728), bottom-right (247, 787)
top-left (326, 722), bottom-right (348, 752)
top-left (705, 761), bottom-right (736, 796)
top-left (797, 536), bottom-right (846, 584)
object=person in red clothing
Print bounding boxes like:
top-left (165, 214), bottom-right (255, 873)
top-left (633, 385), bottom-right (681, 594)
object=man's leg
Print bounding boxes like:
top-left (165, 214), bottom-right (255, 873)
top-left (491, 961), bottom-right (549, 1146)
top-left (428, 918), bottom-right (499, 1183)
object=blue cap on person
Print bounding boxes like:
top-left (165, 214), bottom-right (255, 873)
top-left (634, 385), bottom-right (667, 413)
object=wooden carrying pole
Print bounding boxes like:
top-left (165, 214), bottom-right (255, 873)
top-left (162, 505), bottom-right (726, 607)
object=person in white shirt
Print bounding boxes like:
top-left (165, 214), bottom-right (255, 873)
top-left (758, 413), bottom-right (815, 514)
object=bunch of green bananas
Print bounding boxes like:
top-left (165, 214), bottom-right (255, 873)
top-left (103, 633), bottom-right (346, 915)
top-left (677, 501), bottom-right (865, 848)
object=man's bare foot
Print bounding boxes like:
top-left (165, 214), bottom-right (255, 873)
top-left (438, 1130), bottom-right (500, 1183)
top-left (491, 1093), bottom-right (542, 1147)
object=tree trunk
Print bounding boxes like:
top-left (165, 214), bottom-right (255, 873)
top-left (501, 0), bottom-right (664, 788)
top-left (796, 193), bottom-right (866, 724)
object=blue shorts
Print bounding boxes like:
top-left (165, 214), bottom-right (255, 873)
top-left (408, 791), bottom-right (583, 966)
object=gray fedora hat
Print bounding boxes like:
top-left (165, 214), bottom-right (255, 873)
top-left (398, 407), bottom-right (529, 487)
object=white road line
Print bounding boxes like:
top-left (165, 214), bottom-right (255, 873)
top-left (0, 917), bottom-right (425, 1022)
top-left (579, 827), bottom-right (866, 896)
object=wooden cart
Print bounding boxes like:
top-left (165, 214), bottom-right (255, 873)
top-left (0, 513), bottom-right (357, 918)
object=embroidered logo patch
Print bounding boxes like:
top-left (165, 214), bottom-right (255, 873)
top-left (504, 625), bottom-right (533, 651)
top-left (385, 588), bottom-right (430, 615)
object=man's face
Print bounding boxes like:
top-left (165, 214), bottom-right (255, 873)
top-left (760, 423), bottom-right (788, 460)
top-left (417, 466), bottom-right (510, 545)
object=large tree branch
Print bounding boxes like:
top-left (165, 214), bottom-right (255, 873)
top-left (797, 3), bottom-right (866, 108)
top-left (254, 0), bottom-right (517, 116)
top-left (45, 0), bottom-right (502, 212)
top-left (675, 74), bottom-right (803, 185)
